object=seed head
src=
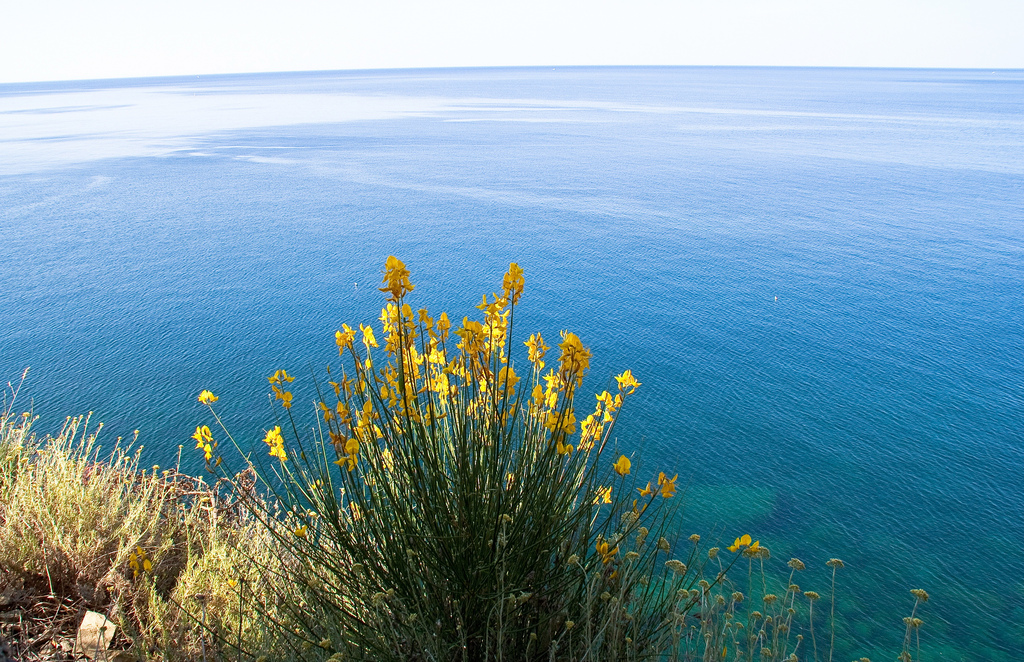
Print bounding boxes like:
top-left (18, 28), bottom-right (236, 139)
top-left (910, 588), bottom-right (929, 603)
top-left (805, 591), bottom-right (820, 601)
top-left (826, 558), bottom-right (845, 569)
top-left (787, 558), bottom-right (805, 571)
top-left (708, 546), bottom-right (720, 559)
top-left (689, 534), bottom-right (701, 544)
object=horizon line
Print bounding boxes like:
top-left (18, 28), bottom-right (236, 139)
top-left (4, 63), bottom-right (1022, 89)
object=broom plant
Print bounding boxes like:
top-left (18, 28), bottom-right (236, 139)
top-left (197, 258), bottom-right (751, 660)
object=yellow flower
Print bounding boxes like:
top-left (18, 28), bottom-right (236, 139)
top-left (381, 448), bottom-right (395, 471)
top-left (557, 331), bottom-right (592, 387)
top-left (360, 323), bottom-right (378, 348)
top-left (497, 365), bottom-right (519, 393)
top-left (594, 485), bottom-right (612, 504)
top-left (546, 410), bottom-right (577, 434)
top-left (191, 426), bottom-right (216, 461)
top-left (502, 263), bottom-right (525, 304)
top-left (294, 525), bottom-right (307, 538)
top-left (637, 482), bottom-right (653, 497)
top-left (198, 390), bottom-right (218, 405)
top-left (264, 426), bottom-right (287, 461)
top-left (657, 472), bottom-right (677, 498)
top-left (271, 384), bottom-right (294, 409)
top-left (336, 325), bottom-right (357, 354)
top-left (379, 255), bottom-right (415, 301)
top-left (192, 425), bottom-right (213, 446)
top-left (333, 455), bottom-right (358, 471)
top-left (129, 547), bottom-right (152, 579)
top-left (268, 369), bottom-right (295, 384)
top-left (612, 455), bottom-right (631, 476)
top-left (727, 534), bottom-right (753, 553)
top-left (596, 539), bottom-right (618, 564)
top-left (556, 438), bottom-right (574, 456)
top-left (437, 312), bottom-right (451, 338)
top-left (614, 370), bottom-right (641, 394)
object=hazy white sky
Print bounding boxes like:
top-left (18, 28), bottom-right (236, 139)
top-left (2, 0), bottom-right (1022, 83)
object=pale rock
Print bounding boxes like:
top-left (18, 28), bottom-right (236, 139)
top-left (75, 610), bottom-right (117, 658)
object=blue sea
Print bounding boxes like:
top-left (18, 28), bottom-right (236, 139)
top-left (1, 67), bottom-right (1022, 660)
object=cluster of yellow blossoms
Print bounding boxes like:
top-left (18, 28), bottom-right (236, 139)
top-left (727, 533), bottom-right (759, 553)
top-left (268, 369), bottom-right (295, 409)
top-left (128, 546), bottom-right (152, 579)
top-left (636, 472), bottom-right (678, 499)
top-left (318, 257), bottom-right (615, 474)
top-left (263, 425), bottom-right (287, 461)
top-left (192, 424), bottom-right (216, 463)
top-left (192, 257), bottom-right (686, 541)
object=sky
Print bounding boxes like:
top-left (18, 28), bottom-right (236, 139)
top-left (2, 0), bottom-right (1023, 83)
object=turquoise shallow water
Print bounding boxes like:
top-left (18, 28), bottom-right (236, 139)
top-left (2, 67), bottom-right (1023, 659)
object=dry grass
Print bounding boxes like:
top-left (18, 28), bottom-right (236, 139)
top-left (0, 374), bottom-right (279, 660)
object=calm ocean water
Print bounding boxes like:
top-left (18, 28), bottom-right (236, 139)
top-left (2, 67), bottom-right (1022, 659)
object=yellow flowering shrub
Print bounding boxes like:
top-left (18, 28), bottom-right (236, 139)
top-left (193, 258), bottom-right (705, 660)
